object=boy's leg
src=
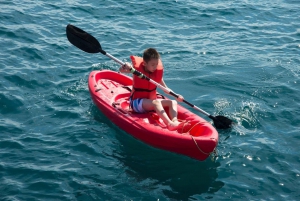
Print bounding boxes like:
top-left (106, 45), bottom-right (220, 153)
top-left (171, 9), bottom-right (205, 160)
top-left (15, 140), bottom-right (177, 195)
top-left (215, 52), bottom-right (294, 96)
top-left (160, 99), bottom-right (178, 123)
top-left (142, 99), bottom-right (180, 127)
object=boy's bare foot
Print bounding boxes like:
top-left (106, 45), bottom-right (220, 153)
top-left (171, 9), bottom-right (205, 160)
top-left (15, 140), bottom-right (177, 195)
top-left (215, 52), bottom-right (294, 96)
top-left (167, 121), bottom-right (183, 131)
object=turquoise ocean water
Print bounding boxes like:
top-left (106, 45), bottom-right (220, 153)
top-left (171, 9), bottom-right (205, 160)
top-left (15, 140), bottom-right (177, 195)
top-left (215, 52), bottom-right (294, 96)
top-left (1, 0), bottom-right (299, 200)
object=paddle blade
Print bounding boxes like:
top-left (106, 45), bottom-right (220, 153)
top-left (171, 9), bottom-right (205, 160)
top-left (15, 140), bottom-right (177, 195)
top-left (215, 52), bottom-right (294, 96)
top-left (66, 24), bottom-right (101, 54)
top-left (212, 115), bottom-right (233, 129)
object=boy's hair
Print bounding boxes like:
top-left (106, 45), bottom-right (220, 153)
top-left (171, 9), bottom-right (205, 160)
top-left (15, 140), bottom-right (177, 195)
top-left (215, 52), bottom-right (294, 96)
top-left (143, 48), bottom-right (160, 62)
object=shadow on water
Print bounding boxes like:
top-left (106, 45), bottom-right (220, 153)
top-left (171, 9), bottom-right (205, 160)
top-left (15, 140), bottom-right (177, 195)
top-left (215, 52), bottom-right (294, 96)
top-left (90, 105), bottom-right (224, 200)
top-left (115, 131), bottom-right (224, 200)
top-left (113, 127), bottom-right (224, 200)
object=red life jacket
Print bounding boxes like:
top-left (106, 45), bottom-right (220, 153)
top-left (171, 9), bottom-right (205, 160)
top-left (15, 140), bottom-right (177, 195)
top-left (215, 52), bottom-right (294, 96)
top-left (130, 55), bottom-right (164, 100)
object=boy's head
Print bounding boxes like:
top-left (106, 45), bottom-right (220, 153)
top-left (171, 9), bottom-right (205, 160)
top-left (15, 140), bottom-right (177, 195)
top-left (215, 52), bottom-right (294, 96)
top-left (143, 48), bottom-right (160, 73)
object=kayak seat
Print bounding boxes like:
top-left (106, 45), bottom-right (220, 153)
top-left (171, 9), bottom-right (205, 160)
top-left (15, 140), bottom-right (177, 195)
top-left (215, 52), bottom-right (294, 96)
top-left (120, 100), bottom-right (130, 110)
top-left (112, 100), bottom-right (132, 114)
top-left (112, 99), bottom-right (131, 111)
top-left (112, 92), bottom-right (132, 113)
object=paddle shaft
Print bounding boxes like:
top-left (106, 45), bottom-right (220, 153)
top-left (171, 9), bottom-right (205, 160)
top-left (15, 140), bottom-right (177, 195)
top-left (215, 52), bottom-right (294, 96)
top-left (100, 50), bottom-right (211, 117)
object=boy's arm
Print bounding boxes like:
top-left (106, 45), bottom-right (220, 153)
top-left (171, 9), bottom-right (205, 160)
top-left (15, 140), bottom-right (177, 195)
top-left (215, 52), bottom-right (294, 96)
top-left (159, 78), bottom-right (168, 88)
top-left (160, 78), bottom-right (184, 102)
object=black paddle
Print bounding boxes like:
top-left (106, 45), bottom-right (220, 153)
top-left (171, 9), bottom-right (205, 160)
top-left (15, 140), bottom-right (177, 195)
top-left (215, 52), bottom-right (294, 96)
top-left (66, 24), bottom-right (233, 129)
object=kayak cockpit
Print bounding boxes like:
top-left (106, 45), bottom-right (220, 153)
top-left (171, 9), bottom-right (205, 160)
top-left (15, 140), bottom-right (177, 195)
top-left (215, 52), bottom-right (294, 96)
top-left (111, 91), bottom-right (214, 137)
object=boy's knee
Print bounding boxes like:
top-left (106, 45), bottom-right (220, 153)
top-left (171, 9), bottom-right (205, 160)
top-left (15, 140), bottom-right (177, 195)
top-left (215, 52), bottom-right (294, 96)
top-left (152, 99), bottom-right (160, 106)
top-left (171, 100), bottom-right (177, 106)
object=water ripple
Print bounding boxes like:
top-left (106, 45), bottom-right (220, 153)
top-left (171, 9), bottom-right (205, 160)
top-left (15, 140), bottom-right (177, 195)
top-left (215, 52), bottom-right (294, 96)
top-left (1, 0), bottom-right (300, 200)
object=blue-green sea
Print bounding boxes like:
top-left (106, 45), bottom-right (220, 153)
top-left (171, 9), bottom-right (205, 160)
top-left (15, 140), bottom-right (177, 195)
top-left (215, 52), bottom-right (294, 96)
top-left (1, 0), bottom-right (299, 200)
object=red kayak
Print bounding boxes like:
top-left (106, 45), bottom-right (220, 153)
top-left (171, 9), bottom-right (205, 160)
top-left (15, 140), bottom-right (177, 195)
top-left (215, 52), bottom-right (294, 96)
top-left (88, 70), bottom-right (219, 161)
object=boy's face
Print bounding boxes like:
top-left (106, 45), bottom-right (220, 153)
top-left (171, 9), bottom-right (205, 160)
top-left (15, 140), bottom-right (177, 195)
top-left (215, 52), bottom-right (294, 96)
top-left (144, 58), bottom-right (159, 73)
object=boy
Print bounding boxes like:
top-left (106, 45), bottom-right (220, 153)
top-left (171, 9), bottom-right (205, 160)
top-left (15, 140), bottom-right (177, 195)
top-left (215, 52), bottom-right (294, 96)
top-left (119, 48), bottom-right (184, 131)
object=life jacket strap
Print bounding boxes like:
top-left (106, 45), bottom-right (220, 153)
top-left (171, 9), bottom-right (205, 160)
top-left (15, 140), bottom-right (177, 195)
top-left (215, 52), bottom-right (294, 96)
top-left (133, 86), bottom-right (157, 92)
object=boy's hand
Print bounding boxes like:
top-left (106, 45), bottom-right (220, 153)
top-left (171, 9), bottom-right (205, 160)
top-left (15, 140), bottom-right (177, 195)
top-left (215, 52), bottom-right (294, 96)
top-left (164, 88), bottom-right (184, 102)
top-left (120, 62), bottom-right (132, 73)
top-left (176, 94), bottom-right (184, 102)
